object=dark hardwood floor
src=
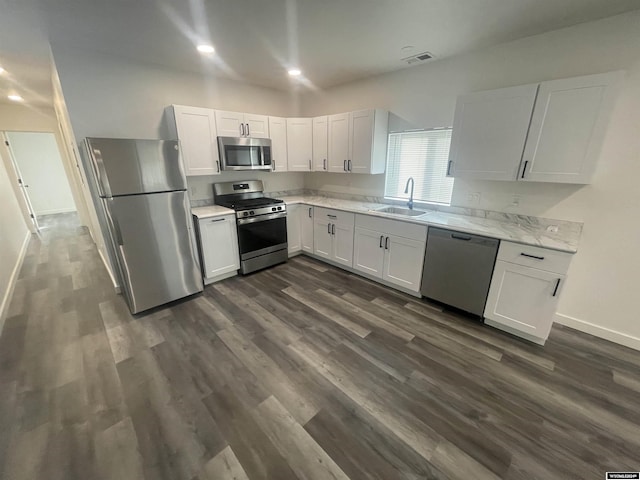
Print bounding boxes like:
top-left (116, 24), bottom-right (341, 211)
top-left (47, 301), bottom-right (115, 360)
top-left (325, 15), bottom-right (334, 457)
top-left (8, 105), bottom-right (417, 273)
top-left (1, 212), bottom-right (639, 479)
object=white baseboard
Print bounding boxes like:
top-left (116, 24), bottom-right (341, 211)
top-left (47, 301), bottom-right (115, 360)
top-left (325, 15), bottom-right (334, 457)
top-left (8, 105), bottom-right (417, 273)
top-left (555, 313), bottom-right (640, 351)
top-left (0, 232), bottom-right (31, 332)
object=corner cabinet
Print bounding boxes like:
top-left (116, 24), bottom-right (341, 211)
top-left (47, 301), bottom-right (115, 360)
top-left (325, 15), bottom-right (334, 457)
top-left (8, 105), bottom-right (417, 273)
top-left (448, 71), bottom-right (622, 184)
top-left (313, 207), bottom-right (354, 267)
top-left (328, 109), bottom-right (388, 174)
top-left (484, 242), bottom-right (572, 345)
top-left (312, 116), bottom-right (328, 172)
top-left (166, 105), bottom-right (220, 176)
top-left (268, 116), bottom-right (288, 172)
top-left (195, 214), bottom-right (240, 284)
top-left (353, 215), bottom-right (427, 293)
top-left (287, 118), bottom-right (313, 172)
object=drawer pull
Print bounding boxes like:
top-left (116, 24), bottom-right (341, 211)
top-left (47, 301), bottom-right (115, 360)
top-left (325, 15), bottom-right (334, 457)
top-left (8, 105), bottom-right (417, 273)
top-left (451, 234), bottom-right (472, 241)
top-left (210, 218), bottom-right (225, 222)
top-left (327, 214), bottom-right (337, 218)
top-left (520, 252), bottom-right (545, 260)
top-left (552, 278), bottom-right (561, 297)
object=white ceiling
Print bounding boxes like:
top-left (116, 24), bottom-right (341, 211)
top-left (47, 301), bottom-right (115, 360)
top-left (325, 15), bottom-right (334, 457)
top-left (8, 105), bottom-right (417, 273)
top-left (1, 0), bottom-right (639, 106)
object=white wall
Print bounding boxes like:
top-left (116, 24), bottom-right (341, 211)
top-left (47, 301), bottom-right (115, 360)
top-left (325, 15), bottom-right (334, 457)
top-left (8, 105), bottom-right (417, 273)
top-left (301, 11), bottom-right (640, 347)
top-left (5, 131), bottom-right (76, 216)
top-left (0, 147), bottom-right (30, 330)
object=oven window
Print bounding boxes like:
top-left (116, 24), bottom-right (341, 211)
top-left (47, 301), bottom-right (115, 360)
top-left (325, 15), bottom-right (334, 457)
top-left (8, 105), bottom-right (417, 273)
top-left (225, 145), bottom-right (262, 167)
top-left (237, 217), bottom-right (287, 256)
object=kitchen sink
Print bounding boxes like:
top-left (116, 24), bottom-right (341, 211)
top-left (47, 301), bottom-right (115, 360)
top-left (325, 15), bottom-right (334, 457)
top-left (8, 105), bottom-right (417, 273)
top-left (375, 206), bottom-right (428, 217)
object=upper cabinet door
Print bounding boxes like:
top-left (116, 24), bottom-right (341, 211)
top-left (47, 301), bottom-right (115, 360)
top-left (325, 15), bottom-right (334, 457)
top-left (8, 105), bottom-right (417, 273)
top-left (312, 116), bottom-right (328, 172)
top-left (520, 71), bottom-right (622, 184)
top-left (268, 116), bottom-right (288, 172)
top-left (171, 105), bottom-right (220, 176)
top-left (349, 109), bottom-right (374, 174)
top-left (448, 84), bottom-right (538, 181)
top-left (328, 113), bottom-right (350, 172)
top-left (215, 110), bottom-right (245, 137)
top-left (245, 113), bottom-right (270, 138)
top-left (286, 118), bottom-right (313, 171)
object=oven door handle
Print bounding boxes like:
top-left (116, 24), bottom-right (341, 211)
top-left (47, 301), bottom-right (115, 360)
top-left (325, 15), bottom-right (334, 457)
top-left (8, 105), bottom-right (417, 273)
top-left (237, 211), bottom-right (287, 225)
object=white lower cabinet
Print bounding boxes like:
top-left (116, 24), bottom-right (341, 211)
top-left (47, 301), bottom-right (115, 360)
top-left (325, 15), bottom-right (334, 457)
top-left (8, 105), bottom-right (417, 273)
top-left (301, 206), bottom-right (314, 253)
top-left (353, 215), bottom-right (427, 293)
top-left (313, 207), bottom-right (354, 267)
top-left (287, 204), bottom-right (302, 254)
top-left (197, 215), bottom-right (240, 284)
top-left (484, 242), bottom-right (571, 344)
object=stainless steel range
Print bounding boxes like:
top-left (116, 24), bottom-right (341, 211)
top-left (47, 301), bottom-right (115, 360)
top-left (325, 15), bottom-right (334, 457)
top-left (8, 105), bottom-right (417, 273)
top-left (213, 180), bottom-right (288, 274)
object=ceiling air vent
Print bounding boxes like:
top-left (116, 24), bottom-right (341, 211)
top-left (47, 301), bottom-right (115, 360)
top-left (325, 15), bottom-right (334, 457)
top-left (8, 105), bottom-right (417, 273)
top-left (402, 51), bottom-right (434, 65)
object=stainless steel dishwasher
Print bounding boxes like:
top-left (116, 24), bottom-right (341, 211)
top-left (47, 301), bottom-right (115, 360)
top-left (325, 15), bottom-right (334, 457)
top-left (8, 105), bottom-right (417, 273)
top-left (421, 227), bottom-right (499, 318)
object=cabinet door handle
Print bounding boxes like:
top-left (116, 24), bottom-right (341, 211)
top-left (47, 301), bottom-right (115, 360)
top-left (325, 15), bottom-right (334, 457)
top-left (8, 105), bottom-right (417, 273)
top-left (332, 224), bottom-right (336, 235)
top-left (216, 160), bottom-right (220, 172)
top-left (272, 160), bottom-right (276, 171)
top-left (210, 218), bottom-right (225, 222)
top-left (308, 207), bottom-right (312, 218)
top-left (379, 235), bottom-right (384, 248)
top-left (343, 160), bottom-right (347, 171)
top-left (451, 233), bottom-right (472, 241)
top-left (327, 223), bottom-right (331, 234)
top-left (240, 123), bottom-right (245, 136)
top-left (552, 278), bottom-right (561, 297)
top-left (446, 160), bottom-right (453, 176)
top-left (521, 160), bottom-right (528, 179)
top-left (348, 159), bottom-right (352, 171)
top-left (384, 236), bottom-right (389, 250)
top-left (520, 252), bottom-right (544, 260)
top-left (246, 123), bottom-right (250, 137)
top-left (327, 214), bottom-right (337, 218)
top-left (309, 159), bottom-right (312, 170)
top-left (323, 158), bottom-right (327, 170)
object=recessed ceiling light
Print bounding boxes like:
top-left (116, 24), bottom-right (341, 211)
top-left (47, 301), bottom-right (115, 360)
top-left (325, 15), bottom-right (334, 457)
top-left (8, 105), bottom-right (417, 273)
top-left (288, 68), bottom-right (302, 77)
top-left (0, 67), bottom-right (5, 74)
top-left (8, 94), bottom-right (23, 102)
top-left (197, 45), bottom-right (215, 54)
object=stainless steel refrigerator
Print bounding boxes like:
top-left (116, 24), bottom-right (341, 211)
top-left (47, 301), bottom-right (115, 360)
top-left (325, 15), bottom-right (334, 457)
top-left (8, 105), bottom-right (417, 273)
top-left (84, 138), bottom-right (202, 314)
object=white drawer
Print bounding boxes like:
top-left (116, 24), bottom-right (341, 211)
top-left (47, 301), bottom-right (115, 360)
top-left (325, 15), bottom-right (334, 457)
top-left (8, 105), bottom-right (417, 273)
top-left (356, 214), bottom-right (427, 242)
top-left (314, 207), bottom-right (355, 226)
top-left (497, 241), bottom-right (572, 274)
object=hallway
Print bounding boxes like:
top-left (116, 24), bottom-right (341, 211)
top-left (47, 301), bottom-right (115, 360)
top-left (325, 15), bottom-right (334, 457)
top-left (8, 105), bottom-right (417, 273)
top-left (1, 214), bottom-right (639, 480)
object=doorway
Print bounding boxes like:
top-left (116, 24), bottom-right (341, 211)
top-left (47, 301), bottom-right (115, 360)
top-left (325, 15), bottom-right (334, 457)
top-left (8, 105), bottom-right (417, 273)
top-left (3, 131), bottom-right (77, 230)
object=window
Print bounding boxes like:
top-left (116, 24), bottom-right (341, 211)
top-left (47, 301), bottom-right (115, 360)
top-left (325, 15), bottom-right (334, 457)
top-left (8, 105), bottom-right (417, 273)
top-left (384, 128), bottom-right (454, 205)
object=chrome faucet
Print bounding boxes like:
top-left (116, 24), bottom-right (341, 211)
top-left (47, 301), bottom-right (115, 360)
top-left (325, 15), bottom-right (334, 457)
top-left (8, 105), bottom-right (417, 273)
top-left (404, 177), bottom-right (415, 210)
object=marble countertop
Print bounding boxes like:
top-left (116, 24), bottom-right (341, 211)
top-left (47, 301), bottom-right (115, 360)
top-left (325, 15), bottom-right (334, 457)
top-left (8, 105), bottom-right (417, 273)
top-left (192, 205), bottom-right (236, 219)
top-left (281, 195), bottom-right (580, 253)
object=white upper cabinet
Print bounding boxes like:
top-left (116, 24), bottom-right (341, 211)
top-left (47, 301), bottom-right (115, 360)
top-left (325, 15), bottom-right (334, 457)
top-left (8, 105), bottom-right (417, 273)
top-left (448, 84), bottom-right (539, 181)
top-left (328, 113), bottom-right (350, 172)
top-left (349, 109), bottom-right (388, 174)
top-left (312, 116), bottom-right (328, 172)
top-left (268, 116), bottom-right (288, 172)
top-left (286, 118), bottom-right (313, 171)
top-left (520, 71), bottom-right (622, 184)
top-left (214, 110), bottom-right (269, 138)
top-left (168, 105), bottom-right (220, 176)
top-left (448, 71), bottom-right (621, 184)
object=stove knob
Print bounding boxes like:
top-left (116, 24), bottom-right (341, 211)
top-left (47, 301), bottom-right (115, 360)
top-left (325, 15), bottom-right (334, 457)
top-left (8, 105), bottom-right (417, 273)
top-left (277, 206), bottom-right (282, 211)
top-left (272, 207), bottom-right (277, 212)
top-left (243, 212), bottom-right (249, 217)
top-left (249, 210), bottom-right (255, 215)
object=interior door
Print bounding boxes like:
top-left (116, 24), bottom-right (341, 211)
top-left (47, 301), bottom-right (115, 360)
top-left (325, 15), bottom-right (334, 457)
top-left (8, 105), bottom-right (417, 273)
top-left (268, 116), bottom-right (288, 172)
top-left (2, 133), bottom-right (39, 230)
top-left (353, 227), bottom-right (384, 278)
top-left (108, 191), bottom-right (202, 313)
top-left (312, 116), bottom-right (328, 171)
top-left (349, 109), bottom-right (374, 174)
top-left (448, 84), bottom-right (538, 181)
top-left (328, 113), bottom-right (350, 172)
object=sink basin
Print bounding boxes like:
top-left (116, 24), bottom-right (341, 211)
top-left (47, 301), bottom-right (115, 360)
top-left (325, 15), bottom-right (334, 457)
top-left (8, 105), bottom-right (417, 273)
top-left (376, 206), bottom-right (427, 217)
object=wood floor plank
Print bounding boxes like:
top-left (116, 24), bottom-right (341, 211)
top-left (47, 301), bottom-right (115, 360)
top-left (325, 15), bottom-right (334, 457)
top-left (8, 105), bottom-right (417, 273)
top-left (199, 445), bottom-right (250, 480)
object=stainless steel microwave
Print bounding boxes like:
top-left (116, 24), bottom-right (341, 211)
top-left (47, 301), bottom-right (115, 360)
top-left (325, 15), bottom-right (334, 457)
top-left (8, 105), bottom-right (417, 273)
top-left (218, 136), bottom-right (272, 171)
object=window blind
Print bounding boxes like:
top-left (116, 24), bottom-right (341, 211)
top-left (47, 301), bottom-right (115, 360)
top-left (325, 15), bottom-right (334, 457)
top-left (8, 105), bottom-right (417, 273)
top-left (384, 128), bottom-right (454, 205)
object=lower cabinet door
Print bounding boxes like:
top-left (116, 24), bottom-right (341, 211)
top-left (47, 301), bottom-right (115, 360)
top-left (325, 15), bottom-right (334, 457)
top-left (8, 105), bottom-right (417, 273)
top-left (301, 206), bottom-right (314, 253)
top-left (382, 234), bottom-right (426, 292)
top-left (332, 223), bottom-right (354, 267)
top-left (287, 205), bottom-right (301, 254)
top-left (313, 218), bottom-right (332, 259)
top-left (353, 227), bottom-right (385, 278)
top-left (484, 260), bottom-right (563, 340)
top-left (199, 216), bottom-right (239, 278)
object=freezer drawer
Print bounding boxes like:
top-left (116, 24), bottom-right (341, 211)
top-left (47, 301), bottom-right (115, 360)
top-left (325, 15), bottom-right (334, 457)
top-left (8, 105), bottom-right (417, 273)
top-left (106, 191), bottom-right (202, 313)
top-left (421, 227), bottom-right (499, 317)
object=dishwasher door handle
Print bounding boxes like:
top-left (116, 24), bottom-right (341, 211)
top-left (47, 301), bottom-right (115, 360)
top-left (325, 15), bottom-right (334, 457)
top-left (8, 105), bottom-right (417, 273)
top-left (451, 233), bottom-right (472, 241)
